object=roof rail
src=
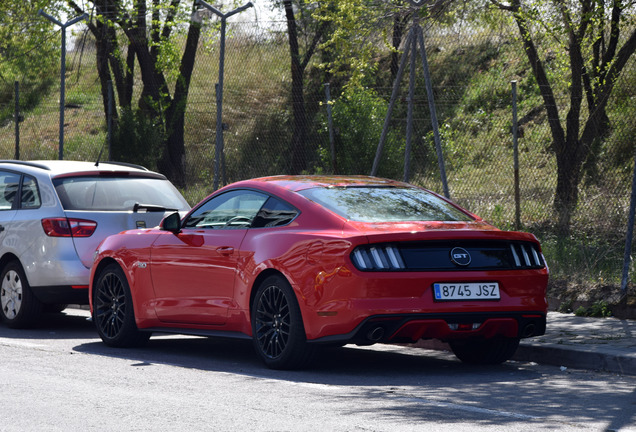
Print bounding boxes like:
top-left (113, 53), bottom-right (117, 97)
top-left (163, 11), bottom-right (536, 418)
top-left (0, 160), bottom-right (51, 171)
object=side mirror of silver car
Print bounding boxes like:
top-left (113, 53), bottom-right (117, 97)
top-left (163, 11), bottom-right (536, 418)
top-left (160, 212), bottom-right (181, 234)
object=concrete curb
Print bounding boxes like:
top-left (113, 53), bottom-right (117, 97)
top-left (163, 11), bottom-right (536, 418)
top-left (411, 339), bottom-right (636, 376)
top-left (513, 343), bottom-right (636, 376)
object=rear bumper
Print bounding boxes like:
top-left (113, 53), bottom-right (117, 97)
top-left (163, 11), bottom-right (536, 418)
top-left (308, 311), bottom-right (546, 345)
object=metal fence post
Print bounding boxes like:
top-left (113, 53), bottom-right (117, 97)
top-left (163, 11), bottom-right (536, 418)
top-left (416, 25), bottom-right (449, 199)
top-left (371, 28), bottom-right (414, 176)
top-left (404, 33), bottom-right (417, 183)
top-left (512, 81), bottom-right (521, 230)
top-left (37, 10), bottom-right (88, 160)
top-left (195, 0), bottom-right (253, 190)
top-left (14, 81), bottom-right (20, 160)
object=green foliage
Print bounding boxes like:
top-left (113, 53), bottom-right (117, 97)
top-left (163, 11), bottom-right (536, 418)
top-left (111, 108), bottom-right (162, 170)
top-left (537, 229), bottom-right (627, 286)
top-left (574, 301), bottom-right (613, 318)
top-left (557, 299), bottom-right (574, 314)
top-left (313, 0), bottom-right (382, 88)
top-left (320, 86), bottom-right (403, 178)
top-left (0, 0), bottom-right (61, 121)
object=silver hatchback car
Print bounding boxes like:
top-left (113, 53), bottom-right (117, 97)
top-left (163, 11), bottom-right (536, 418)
top-left (0, 160), bottom-right (191, 328)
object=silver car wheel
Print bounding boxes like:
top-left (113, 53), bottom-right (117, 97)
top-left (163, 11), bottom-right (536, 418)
top-left (1, 270), bottom-right (22, 320)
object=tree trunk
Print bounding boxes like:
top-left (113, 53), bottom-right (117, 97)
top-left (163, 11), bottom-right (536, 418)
top-left (283, 0), bottom-right (307, 174)
top-left (158, 3), bottom-right (202, 188)
top-left (553, 137), bottom-right (583, 231)
top-left (94, 25), bottom-right (115, 123)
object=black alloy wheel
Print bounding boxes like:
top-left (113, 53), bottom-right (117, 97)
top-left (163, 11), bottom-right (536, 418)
top-left (93, 263), bottom-right (150, 347)
top-left (251, 275), bottom-right (313, 369)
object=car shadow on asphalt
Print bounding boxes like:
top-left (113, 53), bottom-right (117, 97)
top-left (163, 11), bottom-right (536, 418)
top-left (72, 334), bottom-right (542, 387)
top-left (0, 308), bottom-right (96, 340)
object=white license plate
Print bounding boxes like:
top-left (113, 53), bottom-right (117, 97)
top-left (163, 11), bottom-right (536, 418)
top-left (433, 282), bottom-right (500, 301)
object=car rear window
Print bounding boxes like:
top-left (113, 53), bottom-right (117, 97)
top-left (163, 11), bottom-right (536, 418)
top-left (53, 176), bottom-right (190, 211)
top-left (297, 186), bottom-right (472, 222)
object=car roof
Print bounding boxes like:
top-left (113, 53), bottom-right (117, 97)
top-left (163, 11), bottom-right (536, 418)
top-left (0, 160), bottom-right (163, 178)
top-left (242, 175), bottom-right (412, 192)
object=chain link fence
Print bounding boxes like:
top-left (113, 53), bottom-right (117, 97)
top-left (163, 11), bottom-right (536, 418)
top-left (1, 18), bottom-right (635, 288)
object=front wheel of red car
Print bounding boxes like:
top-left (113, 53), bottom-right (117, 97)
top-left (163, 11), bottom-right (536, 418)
top-left (93, 263), bottom-right (150, 348)
top-left (449, 337), bottom-right (520, 365)
top-left (251, 275), bottom-right (314, 369)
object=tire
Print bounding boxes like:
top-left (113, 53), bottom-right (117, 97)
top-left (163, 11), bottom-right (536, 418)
top-left (0, 260), bottom-right (43, 328)
top-left (251, 275), bottom-right (314, 369)
top-left (93, 263), bottom-right (150, 348)
top-left (449, 337), bottom-right (520, 365)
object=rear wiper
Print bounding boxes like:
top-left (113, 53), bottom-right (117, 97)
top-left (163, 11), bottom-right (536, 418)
top-left (133, 203), bottom-right (178, 213)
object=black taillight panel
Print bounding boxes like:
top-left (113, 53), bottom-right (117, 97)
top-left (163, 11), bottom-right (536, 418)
top-left (351, 240), bottom-right (544, 272)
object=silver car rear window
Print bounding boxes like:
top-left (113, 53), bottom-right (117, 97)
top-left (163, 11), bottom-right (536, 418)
top-left (298, 186), bottom-right (472, 222)
top-left (53, 176), bottom-right (190, 211)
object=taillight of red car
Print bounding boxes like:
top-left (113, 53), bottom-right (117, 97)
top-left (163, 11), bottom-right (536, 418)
top-left (41, 218), bottom-right (97, 237)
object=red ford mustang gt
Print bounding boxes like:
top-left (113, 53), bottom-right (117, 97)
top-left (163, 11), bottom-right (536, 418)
top-left (89, 175), bottom-right (548, 369)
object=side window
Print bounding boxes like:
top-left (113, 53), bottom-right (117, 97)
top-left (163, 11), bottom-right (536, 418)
top-left (0, 171), bottom-right (21, 210)
top-left (251, 197), bottom-right (298, 228)
top-left (20, 176), bottom-right (41, 209)
top-left (183, 190), bottom-right (269, 229)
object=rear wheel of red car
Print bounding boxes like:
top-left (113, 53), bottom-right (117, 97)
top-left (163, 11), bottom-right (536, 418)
top-left (449, 337), bottom-right (520, 365)
top-left (251, 275), bottom-right (314, 369)
top-left (0, 260), bottom-right (43, 328)
top-left (93, 263), bottom-right (150, 348)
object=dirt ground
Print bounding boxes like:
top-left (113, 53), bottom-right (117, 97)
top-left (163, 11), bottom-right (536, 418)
top-left (547, 280), bottom-right (636, 320)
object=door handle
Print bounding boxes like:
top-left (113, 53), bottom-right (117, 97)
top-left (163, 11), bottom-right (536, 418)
top-left (216, 246), bottom-right (234, 256)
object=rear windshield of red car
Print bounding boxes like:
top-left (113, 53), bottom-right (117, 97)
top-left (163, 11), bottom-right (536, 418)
top-left (297, 186), bottom-right (473, 222)
top-left (53, 176), bottom-right (190, 211)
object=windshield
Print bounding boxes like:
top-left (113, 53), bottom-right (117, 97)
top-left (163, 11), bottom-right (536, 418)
top-left (53, 176), bottom-right (190, 211)
top-left (298, 186), bottom-right (472, 222)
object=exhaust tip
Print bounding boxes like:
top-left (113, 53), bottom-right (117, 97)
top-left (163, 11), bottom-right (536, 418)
top-left (522, 323), bottom-right (536, 338)
top-left (367, 326), bottom-right (385, 342)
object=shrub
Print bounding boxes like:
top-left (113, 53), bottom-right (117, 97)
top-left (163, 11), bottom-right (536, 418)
top-left (111, 108), bottom-right (163, 170)
top-left (320, 86), bottom-right (404, 178)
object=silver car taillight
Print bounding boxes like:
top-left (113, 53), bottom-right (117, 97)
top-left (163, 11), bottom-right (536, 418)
top-left (41, 218), bottom-right (98, 238)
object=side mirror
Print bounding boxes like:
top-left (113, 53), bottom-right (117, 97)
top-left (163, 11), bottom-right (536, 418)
top-left (160, 212), bottom-right (181, 234)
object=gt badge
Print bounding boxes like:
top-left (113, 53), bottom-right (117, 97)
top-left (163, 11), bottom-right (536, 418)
top-left (450, 247), bottom-right (471, 266)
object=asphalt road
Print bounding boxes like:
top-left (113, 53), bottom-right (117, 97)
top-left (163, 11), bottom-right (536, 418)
top-left (0, 309), bottom-right (635, 432)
